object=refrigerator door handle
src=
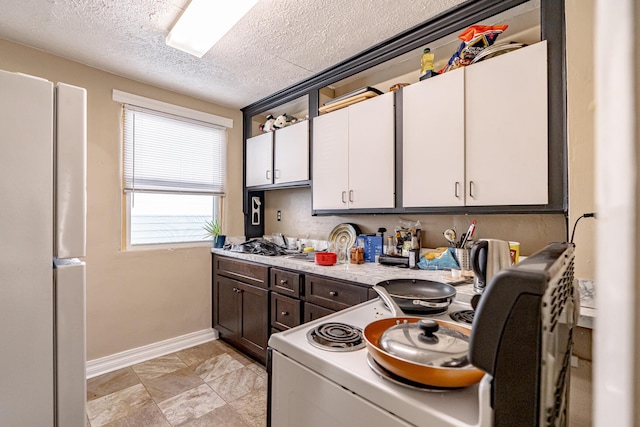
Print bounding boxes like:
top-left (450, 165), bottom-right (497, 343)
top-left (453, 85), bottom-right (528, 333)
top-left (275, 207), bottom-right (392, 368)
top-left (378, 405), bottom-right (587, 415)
top-left (55, 83), bottom-right (87, 259)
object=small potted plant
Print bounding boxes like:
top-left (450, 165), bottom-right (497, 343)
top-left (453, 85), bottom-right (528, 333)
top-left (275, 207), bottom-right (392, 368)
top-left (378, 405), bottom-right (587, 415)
top-left (204, 218), bottom-right (226, 248)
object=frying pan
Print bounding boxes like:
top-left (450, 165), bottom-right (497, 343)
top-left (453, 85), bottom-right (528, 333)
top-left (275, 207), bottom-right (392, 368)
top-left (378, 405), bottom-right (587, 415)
top-left (375, 279), bottom-right (456, 314)
top-left (364, 285), bottom-right (484, 388)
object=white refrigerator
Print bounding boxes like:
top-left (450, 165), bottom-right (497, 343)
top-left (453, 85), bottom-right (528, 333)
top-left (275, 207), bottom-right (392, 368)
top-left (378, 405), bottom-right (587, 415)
top-left (0, 69), bottom-right (87, 426)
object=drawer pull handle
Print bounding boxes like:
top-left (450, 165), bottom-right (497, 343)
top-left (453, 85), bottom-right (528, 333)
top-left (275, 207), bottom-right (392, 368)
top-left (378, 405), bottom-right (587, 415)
top-left (281, 311), bottom-right (289, 316)
top-left (329, 291), bottom-right (338, 296)
top-left (280, 279), bottom-right (287, 285)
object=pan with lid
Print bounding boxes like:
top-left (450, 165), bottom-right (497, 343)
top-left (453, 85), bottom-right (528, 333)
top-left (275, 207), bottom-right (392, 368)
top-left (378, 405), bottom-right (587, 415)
top-left (363, 285), bottom-right (484, 388)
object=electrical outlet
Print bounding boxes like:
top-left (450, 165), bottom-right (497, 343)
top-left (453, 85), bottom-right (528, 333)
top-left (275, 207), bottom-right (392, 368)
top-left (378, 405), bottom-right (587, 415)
top-left (277, 210), bottom-right (281, 221)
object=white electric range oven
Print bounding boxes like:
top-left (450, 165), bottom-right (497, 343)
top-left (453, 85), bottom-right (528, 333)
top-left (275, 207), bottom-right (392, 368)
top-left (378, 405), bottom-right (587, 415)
top-left (268, 242), bottom-right (578, 427)
top-left (268, 298), bottom-right (493, 427)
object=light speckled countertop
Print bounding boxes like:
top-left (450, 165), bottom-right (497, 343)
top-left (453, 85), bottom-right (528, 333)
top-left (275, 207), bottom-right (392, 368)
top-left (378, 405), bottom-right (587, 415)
top-left (211, 248), bottom-right (594, 329)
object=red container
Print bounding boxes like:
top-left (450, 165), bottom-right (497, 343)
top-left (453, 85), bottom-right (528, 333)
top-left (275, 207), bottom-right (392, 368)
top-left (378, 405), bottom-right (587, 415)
top-left (315, 252), bottom-right (337, 266)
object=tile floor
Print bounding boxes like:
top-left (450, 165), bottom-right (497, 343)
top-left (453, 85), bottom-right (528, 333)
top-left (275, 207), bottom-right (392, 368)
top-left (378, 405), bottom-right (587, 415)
top-left (86, 340), bottom-right (267, 426)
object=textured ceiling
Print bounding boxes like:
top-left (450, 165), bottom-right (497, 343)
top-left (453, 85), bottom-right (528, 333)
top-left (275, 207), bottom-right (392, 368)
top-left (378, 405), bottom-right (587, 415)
top-left (0, 0), bottom-right (465, 109)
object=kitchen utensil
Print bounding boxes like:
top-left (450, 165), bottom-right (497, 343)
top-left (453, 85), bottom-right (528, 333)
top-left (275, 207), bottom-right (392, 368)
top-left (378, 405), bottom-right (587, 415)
top-left (470, 239), bottom-right (511, 292)
top-left (459, 220), bottom-right (476, 249)
top-left (365, 286), bottom-right (484, 388)
top-left (374, 279), bottom-right (455, 314)
top-left (328, 223), bottom-right (361, 252)
top-left (315, 252), bottom-right (337, 266)
top-left (443, 229), bottom-right (456, 247)
top-left (453, 248), bottom-right (471, 271)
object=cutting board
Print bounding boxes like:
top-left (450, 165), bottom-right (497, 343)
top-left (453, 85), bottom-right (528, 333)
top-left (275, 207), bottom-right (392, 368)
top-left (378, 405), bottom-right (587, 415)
top-left (318, 91), bottom-right (380, 114)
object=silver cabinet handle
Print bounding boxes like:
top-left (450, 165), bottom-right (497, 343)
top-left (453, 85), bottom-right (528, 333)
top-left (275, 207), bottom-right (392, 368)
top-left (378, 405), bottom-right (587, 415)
top-left (469, 181), bottom-right (475, 198)
top-left (280, 279), bottom-right (287, 285)
top-left (455, 182), bottom-right (460, 198)
top-left (329, 291), bottom-right (337, 297)
top-left (341, 191), bottom-right (347, 204)
top-left (281, 311), bottom-right (289, 316)
top-left (349, 190), bottom-right (354, 202)
top-left (266, 170), bottom-right (271, 180)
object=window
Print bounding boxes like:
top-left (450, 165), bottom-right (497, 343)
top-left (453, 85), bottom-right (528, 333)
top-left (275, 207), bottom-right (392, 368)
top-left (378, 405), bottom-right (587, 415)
top-left (120, 99), bottom-right (228, 247)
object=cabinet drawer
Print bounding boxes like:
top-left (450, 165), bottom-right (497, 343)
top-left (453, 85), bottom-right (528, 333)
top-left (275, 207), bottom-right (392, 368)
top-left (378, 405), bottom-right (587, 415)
top-left (271, 293), bottom-right (302, 330)
top-left (303, 302), bottom-right (336, 323)
top-left (213, 255), bottom-right (269, 289)
top-left (270, 268), bottom-right (301, 297)
top-left (304, 275), bottom-right (367, 311)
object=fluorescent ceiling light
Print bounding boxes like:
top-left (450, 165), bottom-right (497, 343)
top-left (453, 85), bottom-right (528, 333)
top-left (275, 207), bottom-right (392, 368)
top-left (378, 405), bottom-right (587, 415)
top-left (166, 0), bottom-right (259, 58)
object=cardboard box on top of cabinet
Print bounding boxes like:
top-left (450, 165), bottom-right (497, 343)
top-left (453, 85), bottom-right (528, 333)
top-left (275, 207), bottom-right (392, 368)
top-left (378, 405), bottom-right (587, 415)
top-left (360, 235), bottom-right (383, 263)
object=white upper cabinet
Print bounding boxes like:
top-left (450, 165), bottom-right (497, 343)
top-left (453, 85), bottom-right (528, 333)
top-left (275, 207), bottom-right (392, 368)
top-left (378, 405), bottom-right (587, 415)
top-left (465, 40), bottom-right (548, 206)
top-left (348, 92), bottom-right (395, 209)
top-left (313, 92), bottom-right (395, 210)
top-left (245, 132), bottom-right (273, 187)
top-left (403, 67), bottom-right (465, 207)
top-left (274, 120), bottom-right (309, 185)
top-left (246, 120), bottom-right (309, 187)
top-left (403, 41), bottom-right (548, 208)
top-left (312, 108), bottom-right (349, 210)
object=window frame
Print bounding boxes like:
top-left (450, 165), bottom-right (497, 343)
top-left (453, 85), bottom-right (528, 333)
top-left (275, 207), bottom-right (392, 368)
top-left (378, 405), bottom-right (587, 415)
top-left (114, 90), bottom-right (233, 250)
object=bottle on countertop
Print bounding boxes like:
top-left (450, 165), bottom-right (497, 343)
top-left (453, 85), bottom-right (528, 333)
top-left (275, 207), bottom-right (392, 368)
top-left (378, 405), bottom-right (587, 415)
top-left (419, 48), bottom-right (435, 81)
top-left (386, 236), bottom-right (395, 256)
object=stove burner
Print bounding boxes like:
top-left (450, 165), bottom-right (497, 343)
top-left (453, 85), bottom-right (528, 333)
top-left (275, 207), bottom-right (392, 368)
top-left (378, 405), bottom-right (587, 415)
top-left (366, 354), bottom-right (460, 392)
top-left (306, 322), bottom-right (365, 352)
top-left (449, 309), bottom-right (475, 325)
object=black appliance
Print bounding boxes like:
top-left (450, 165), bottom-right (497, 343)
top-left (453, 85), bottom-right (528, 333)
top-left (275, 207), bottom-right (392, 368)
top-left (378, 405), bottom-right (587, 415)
top-left (469, 242), bottom-right (578, 426)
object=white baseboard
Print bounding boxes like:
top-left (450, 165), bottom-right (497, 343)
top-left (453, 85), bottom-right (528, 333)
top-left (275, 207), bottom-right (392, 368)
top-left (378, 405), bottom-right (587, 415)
top-left (86, 328), bottom-right (219, 379)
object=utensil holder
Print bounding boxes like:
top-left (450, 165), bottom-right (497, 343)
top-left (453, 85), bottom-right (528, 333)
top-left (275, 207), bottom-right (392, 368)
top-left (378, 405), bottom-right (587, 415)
top-left (454, 248), bottom-right (471, 271)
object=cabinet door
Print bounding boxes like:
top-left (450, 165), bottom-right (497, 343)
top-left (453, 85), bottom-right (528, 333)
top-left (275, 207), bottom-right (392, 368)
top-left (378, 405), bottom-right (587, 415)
top-left (213, 275), bottom-right (240, 339)
top-left (403, 68), bottom-right (465, 207)
top-left (312, 108), bottom-right (349, 210)
top-left (274, 121), bottom-right (309, 184)
top-left (246, 132), bottom-right (273, 187)
top-left (465, 41), bottom-right (548, 206)
top-left (237, 282), bottom-right (269, 362)
top-left (348, 92), bottom-right (395, 209)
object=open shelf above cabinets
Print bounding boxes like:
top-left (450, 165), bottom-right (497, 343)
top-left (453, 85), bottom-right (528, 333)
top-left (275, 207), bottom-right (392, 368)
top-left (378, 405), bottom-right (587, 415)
top-left (318, 0), bottom-right (541, 116)
top-left (249, 95), bottom-right (309, 139)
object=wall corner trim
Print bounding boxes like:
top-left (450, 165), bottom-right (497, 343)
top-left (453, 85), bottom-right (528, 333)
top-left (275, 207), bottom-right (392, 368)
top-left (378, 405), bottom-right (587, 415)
top-left (86, 328), bottom-right (219, 379)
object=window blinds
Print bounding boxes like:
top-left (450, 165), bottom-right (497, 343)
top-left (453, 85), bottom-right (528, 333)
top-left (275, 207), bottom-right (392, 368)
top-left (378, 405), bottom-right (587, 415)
top-left (123, 105), bottom-right (226, 195)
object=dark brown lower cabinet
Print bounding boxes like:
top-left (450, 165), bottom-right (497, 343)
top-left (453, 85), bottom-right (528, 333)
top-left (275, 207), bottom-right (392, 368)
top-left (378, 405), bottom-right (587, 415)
top-left (213, 254), bottom-right (377, 363)
top-left (213, 255), bottom-right (269, 364)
